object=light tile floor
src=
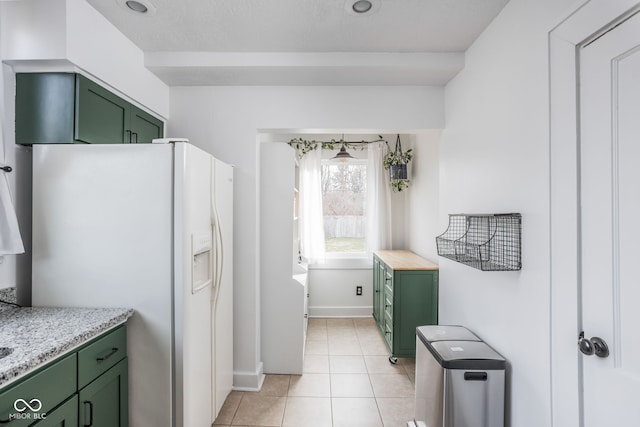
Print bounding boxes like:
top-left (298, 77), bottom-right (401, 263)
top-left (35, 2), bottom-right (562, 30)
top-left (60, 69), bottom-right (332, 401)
top-left (213, 317), bottom-right (415, 427)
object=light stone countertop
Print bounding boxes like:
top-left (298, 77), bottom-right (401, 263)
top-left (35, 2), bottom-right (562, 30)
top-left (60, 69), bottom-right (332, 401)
top-left (0, 289), bottom-right (133, 387)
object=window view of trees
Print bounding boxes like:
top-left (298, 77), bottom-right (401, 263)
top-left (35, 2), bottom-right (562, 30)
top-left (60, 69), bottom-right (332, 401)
top-left (321, 161), bottom-right (367, 253)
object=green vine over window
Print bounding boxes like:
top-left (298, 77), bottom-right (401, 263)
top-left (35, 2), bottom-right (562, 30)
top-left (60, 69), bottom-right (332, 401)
top-left (288, 134), bottom-right (413, 192)
top-left (288, 136), bottom-right (386, 156)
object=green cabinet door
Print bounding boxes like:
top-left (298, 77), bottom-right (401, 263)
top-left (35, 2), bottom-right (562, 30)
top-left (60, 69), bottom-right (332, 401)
top-left (32, 395), bottom-right (78, 427)
top-left (130, 105), bottom-right (164, 143)
top-left (0, 354), bottom-right (77, 427)
top-left (372, 257), bottom-right (380, 323)
top-left (372, 257), bottom-right (387, 331)
top-left (393, 270), bottom-right (438, 357)
top-left (75, 75), bottom-right (130, 144)
top-left (79, 358), bottom-right (128, 427)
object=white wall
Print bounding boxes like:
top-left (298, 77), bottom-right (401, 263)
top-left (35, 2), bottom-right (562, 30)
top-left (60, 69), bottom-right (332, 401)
top-left (411, 1), bottom-right (575, 426)
top-left (168, 85), bottom-right (444, 389)
top-left (64, 0), bottom-right (169, 117)
top-left (308, 266), bottom-right (373, 317)
top-left (407, 131), bottom-right (441, 262)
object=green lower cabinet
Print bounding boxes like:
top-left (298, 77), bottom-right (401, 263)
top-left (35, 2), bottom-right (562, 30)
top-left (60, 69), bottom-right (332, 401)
top-left (0, 326), bottom-right (128, 427)
top-left (32, 395), bottom-right (78, 427)
top-left (373, 251), bottom-right (439, 359)
top-left (79, 358), bottom-right (128, 427)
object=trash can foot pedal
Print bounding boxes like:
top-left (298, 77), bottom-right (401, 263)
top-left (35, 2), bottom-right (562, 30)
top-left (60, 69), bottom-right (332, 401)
top-left (389, 356), bottom-right (398, 364)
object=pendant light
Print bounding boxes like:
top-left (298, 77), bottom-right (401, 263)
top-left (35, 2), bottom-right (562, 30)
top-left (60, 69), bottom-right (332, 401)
top-left (331, 143), bottom-right (355, 162)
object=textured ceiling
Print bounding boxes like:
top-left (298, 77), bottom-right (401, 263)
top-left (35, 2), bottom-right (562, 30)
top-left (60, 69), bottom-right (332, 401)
top-left (88, 0), bottom-right (509, 52)
top-left (86, 0), bottom-right (510, 85)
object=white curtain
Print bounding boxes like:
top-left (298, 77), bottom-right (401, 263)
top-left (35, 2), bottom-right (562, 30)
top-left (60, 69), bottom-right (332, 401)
top-left (0, 54), bottom-right (25, 255)
top-left (366, 141), bottom-right (392, 254)
top-left (298, 148), bottom-right (325, 263)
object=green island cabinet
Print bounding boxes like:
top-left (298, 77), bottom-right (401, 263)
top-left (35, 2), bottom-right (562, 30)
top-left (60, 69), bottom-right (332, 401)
top-left (373, 250), bottom-right (439, 363)
top-left (0, 325), bottom-right (128, 427)
top-left (15, 73), bottom-right (164, 145)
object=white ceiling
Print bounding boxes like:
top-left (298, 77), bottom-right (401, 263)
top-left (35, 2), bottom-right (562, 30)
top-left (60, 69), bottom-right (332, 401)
top-left (86, 0), bottom-right (510, 85)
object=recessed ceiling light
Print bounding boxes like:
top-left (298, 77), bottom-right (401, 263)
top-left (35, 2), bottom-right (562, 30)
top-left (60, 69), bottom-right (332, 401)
top-left (352, 0), bottom-right (373, 13)
top-left (115, 0), bottom-right (156, 16)
top-left (126, 0), bottom-right (147, 13)
top-left (344, 0), bottom-right (380, 16)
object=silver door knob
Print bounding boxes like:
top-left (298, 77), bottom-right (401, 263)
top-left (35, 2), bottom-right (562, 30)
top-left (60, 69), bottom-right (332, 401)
top-left (578, 331), bottom-right (610, 358)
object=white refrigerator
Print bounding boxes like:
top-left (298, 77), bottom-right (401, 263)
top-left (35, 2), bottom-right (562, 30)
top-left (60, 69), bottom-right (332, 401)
top-left (30, 142), bottom-right (233, 427)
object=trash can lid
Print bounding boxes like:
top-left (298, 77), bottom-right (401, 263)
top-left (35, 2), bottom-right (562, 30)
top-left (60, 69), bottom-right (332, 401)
top-left (416, 325), bottom-right (481, 345)
top-left (425, 340), bottom-right (506, 370)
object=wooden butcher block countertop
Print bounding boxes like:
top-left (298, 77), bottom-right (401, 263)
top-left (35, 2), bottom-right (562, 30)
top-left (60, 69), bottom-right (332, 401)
top-left (374, 250), bottom-right (439, 271)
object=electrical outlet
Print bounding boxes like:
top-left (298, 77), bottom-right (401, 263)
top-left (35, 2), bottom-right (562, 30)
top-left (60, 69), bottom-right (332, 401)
top-left (356, 285), bottom-right (363, 296)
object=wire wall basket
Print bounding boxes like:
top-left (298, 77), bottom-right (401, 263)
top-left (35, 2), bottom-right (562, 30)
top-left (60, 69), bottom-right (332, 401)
top-left (436, 213), bottom-right (522, 271)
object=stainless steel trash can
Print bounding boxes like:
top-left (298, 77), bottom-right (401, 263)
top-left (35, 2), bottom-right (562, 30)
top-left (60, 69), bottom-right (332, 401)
top-left (415, 325), bottom-right (481, 344)
top-left (410, 327), bottom-right (506, 427)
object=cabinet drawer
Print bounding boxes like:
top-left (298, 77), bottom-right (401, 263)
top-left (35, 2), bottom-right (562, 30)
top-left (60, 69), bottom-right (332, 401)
top-left (384, 271), bottom-right (393, 293)
top-left (384, 294), bottom-right (393, 319)
top-left (78, 326), bottom-right (127, 389)
top-left (0, 353), bottom-right (77, 426)
top-left (383, 316), bottom-right (393, 349)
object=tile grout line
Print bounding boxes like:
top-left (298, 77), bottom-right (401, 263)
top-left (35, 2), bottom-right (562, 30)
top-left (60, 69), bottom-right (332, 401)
top-left (227, 391), bottom-right (244, 427)
top-left (280, 375), bottom-right (293, 427)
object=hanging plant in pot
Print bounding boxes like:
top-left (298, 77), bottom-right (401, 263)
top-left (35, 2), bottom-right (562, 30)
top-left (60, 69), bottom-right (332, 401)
top-left (383, 134), bottom-right (413, 192)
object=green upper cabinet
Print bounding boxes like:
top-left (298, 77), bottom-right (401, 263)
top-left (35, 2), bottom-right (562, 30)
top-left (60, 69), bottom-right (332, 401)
top-left (15, 73), bottom-right (76, 144)
top-left (16, 73), bottom-right (164, 145)
top-left (75, 75), bottom-right (130, 144)
top-left (129, 105), bottom-right (164, 143)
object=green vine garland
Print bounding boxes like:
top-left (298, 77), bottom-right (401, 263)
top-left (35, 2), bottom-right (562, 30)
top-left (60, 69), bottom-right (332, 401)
top-left (288, 136), bottom-right (386, 157)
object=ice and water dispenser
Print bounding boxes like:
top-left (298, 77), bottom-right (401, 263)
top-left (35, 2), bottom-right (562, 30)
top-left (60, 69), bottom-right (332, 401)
top-left (409, 325), bottom-right (506, 427)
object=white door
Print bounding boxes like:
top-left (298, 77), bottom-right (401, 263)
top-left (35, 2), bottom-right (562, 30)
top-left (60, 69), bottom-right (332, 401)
top-left (579, 10), bottom-right (640, 425)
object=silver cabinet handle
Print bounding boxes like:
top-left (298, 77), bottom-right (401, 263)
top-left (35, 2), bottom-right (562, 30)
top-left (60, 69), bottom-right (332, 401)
top-left (96, 347), bottom-right (119, 362)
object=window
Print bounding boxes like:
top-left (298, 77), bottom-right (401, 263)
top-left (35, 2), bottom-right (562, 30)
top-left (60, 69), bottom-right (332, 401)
top-left (321, 159), bottom-right (367, 255)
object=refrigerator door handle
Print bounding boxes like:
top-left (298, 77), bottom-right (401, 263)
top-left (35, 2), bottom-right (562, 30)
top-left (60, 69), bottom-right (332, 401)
top-left (214, 215), bottom-right (223, 291)
top-left (211, 159), bottom-right (223, 306)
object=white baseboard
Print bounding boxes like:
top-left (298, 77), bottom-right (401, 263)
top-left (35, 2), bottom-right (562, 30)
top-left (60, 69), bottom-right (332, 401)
top-left (232, 362), bottom-right (265, 392)
top-left (309, 305), bottom-right (373, 318)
